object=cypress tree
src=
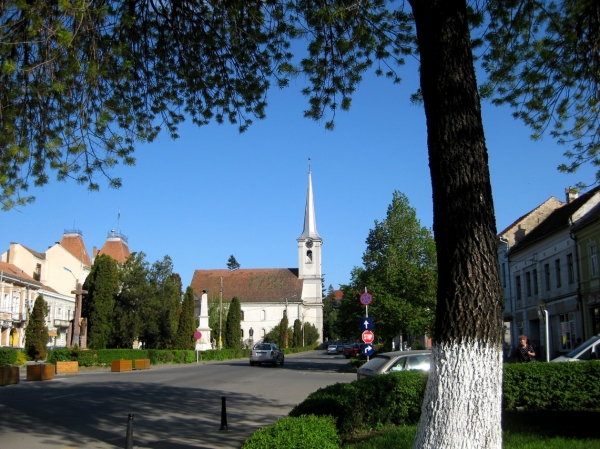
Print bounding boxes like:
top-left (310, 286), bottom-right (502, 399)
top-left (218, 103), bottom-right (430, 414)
top-left (293, 319), bottom-right (302, 347)
top-left (83, 254), bottom-right (119, 350)
top-left (175, 286), bottom-right (196, 350)
top-left (224, 296), bottom-right (242, 349)
top-left (277, 313), bottom-right (289, 349)
top-left (25, 294), bottom-right (49, 361)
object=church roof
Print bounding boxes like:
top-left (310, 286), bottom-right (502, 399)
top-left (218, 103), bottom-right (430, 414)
top-left (60, 230), bottom-right (92, 266)
top-left (191, 268), bottom-right (303, 304)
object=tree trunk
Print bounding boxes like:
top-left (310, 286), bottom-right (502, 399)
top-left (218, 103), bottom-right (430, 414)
top-left (408, 0), bottom-right (505, 447)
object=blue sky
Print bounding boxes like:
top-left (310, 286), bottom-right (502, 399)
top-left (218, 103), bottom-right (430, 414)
top-left (1, 61), bottom-right (596, 292)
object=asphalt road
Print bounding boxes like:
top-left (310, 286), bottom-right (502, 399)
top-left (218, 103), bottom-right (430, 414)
top-left (0, 351), bottom-right (355, 449)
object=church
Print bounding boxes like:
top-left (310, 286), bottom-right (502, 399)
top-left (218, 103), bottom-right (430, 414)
top-left (190, 167), bottom-right (324, 345)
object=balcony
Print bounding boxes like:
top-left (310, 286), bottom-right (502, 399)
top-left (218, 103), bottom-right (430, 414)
top-left (11, 313), bottom-right (25, 323)
top-left (54, 319), bottom-right (71, 328)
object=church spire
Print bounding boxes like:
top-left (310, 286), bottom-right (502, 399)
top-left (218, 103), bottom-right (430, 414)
top-left (299, 158), bottom-right (320, 240)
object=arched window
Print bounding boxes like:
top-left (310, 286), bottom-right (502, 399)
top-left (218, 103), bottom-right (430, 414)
top-left (306, 250), bottom-right (313, 263)
top-left (241, 310), bottom-right (245, 321)
top-left (261, 309), bottom-right (266, 321)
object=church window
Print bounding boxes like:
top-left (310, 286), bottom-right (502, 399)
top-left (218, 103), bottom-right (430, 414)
top-left (306, 250), bottom-right (313, 263)
top-left (241, 311), bottom-right (244, 321)
top-left (261, 309), bottom-right (266, 321)
top-left (262, 328), bottom-right (266, 337)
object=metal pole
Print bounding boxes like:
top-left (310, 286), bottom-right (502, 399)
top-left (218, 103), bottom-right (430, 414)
top-left (219, 396), bottom-right (228, 431)
top-left (219, 276), bottom-right (223, 350)
top-left (545, 310), bottom-right (550, 362)
top-left (125, 414), bottom-right (134, 449)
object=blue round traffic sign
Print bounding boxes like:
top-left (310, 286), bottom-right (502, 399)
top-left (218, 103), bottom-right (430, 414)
top-left (360, 292), bottom-right (372, 305)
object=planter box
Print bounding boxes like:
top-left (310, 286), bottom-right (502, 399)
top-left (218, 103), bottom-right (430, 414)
top-left (0, 365), bottom-right (20, 386)
top-left (111, 360), bottom-right (132, 372)
top-left (55, 361), bottom-right (79, 374)
top-left (26, 364), bottom-right (55, 381)
top-left (134, 359), bottom-right (150, 370)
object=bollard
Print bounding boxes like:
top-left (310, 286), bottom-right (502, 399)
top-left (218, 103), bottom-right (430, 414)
top-left (125, 414), bottom-right (134, 449)
top-left (219, 396), bottom-right (228, 431)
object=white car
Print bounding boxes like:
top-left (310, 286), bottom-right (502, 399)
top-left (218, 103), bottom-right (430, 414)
top-left (327, 344), bottom-right (338, 355)
top-left (551, 334), bottom-right (600, 362)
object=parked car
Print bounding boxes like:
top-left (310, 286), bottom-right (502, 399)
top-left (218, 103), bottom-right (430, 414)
top-left (327, 343), bottom-right (339, 354)
top-left (249, 343), bottom-right (284, 366)
top-left (336, 343), bottom-right (345, 354)
top-left (343, 343), bottom-right (360, 359)
top-left (356, 350), bottom-right (432, 380)
top-left (551, 334), bottom-right (600, 362)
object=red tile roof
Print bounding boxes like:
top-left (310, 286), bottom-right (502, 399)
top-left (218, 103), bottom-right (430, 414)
top-left (191, 268), bottom-right (303, 304)
top-left (60, 233), bottom-right (92, 266)
top-left (97, 237), bottom-right (131, 264)
top-left (0, 260), bottom-right (42, 286)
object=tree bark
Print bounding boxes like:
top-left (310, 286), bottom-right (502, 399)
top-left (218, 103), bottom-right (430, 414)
top-left (408, 0), bottom-right (505, 447)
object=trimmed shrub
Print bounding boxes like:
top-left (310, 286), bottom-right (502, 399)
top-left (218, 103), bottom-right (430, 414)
top-left (503, 361), bottom-right (600, 411)
top-left (242, 415), bottom-right (340, 449)
top-left (0, 347), bottom-right (18, 365)
top-left (289, 371), bottom-right (428, 437)
top-left (14, 350), bottom-right (27, 365)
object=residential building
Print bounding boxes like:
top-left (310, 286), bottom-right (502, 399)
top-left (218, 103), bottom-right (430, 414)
top-left (508, 186), bottom-right (600, 359)
top-left (570, 202), bottom-right (600, 339)
top-left (497, 196), bottom-right (565, 356)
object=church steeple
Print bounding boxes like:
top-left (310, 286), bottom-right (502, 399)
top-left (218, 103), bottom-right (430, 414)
top-left (298, 160), bottom-right (321, 241)
top-left (297, 159), bottom-right (322, 281)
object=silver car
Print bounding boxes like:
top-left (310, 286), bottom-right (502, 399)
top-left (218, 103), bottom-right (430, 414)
top-left (250, 343), bottom-right (284, 366)
top-left (357, 350), bottom-right (431, 380)
top-left (551, 334), bottom-right (600, 362)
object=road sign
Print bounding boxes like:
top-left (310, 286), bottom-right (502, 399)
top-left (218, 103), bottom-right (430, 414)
top-left (360, 292), bottom-right (372, 305)
top-left (362, 330), bottom-right (375, 344)
top-left (193, 331), bottom-right (202, 340)
top-left (361, 344), bottom-right (375, 357)
top-left (360, 317), bottom-right (374, 331)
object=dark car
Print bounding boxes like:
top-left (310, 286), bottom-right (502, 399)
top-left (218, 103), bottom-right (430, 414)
top-left (249, 343), bottom-right (284, 366)
top-left (343, 343), bottom-right (360, 359)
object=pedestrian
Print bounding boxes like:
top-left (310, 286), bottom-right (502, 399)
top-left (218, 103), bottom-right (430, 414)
top-left (516, 335), bottom-right (536, 362)
top-left (573, 337), bottom-right (583, 348)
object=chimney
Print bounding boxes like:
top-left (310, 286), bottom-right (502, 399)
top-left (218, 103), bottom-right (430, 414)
top-left (566, 187), bottom-right (579, 203)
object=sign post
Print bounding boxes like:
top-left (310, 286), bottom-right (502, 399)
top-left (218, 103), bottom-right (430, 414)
top-left (359, 289), bottom-right (374, 360)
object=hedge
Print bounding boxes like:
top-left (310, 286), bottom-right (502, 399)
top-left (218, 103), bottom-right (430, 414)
top-left (289, 370), bottom-right (428, 436)
top-left (242, 415), bottom-right (340, 449)
top-left (288, 361), bottom-right (600, 439)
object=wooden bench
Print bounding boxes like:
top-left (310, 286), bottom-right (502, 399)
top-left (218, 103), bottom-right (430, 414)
top-left (134, 358), bottom-right (150, 370)
top-left (111, 360), bottom-right (132, 372)
top-left (0, 365), bottom-right (20, 386)
top-left (55, 361), bottom-right (79, 374)
top-left (26, 364), bottom-right (55, 381)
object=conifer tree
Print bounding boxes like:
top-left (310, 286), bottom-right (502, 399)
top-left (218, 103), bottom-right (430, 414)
top-left (25, 294), bottom-right (48, 361)
top-left (224, 296), bottom-right (242, 349)
top-left (83, 254), bottom-right (119, 350)
top-left (175, 286), bottom-right (196, 350)
top-left (277, 313), bottom-right (289, 349)
top-left (293, 319), bottom-right (302, 347)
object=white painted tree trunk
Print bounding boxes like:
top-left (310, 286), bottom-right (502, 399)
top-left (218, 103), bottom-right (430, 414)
top-left (413, 340), bottom-right (503, 449)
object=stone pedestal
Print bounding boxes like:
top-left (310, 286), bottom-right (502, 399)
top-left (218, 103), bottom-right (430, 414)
top-left (195, 292), bottom-right (212, 351)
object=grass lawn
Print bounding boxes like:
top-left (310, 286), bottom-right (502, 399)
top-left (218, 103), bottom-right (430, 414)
top-left (343, 411), bottom-right (600, 449)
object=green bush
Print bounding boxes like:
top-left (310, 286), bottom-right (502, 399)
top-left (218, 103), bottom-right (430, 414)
top-left (0, 347), bottom-right (18, 365)
top-left (289, 371), bottom-right (428, 437)
top-left (14, 350), bottom-right (27, 365)
top-left (503, 361), bottom-right (600, 411)
top-left (242, 415), bottom-right (340, 449)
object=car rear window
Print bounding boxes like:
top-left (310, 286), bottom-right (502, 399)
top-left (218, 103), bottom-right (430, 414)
top-left (255, 344), bottom-right (271, 350)
top-left (360, 355), bottom-right (391, 371)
